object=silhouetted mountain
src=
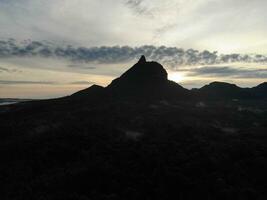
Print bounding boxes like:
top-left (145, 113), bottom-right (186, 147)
top-left (68, 56), bottom-right (190, 102)
top-left (75, 56), bottom-right (189, 100)
top-left (106, 55), bottom-right (189, 100)
top-left (68, 57), bottom-right (266, 102)
top-left (108, 55), bottom-right (168, 87)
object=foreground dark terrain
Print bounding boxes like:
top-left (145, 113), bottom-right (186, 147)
top-left (1, 56), bottom-right (267, 200)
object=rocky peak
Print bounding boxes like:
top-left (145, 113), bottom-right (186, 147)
top-left (108, 55), bottom-right (168, 89)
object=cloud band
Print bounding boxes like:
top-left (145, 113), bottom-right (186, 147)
top-left (1, 39), bottom-right (267, 67)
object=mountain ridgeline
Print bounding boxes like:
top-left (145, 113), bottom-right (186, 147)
top-left (1, 56), bottom-right (267, 200)
top-left (72, 55), bottom-right (267, 102)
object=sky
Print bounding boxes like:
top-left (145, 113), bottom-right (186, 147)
top-left (0, 0), bottom-right (267, 98)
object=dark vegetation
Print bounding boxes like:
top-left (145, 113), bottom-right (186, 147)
top-left (0, 56), bottom-right (267, 199)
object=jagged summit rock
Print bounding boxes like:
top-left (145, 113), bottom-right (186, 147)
top-left (138, 55), bottom-right (146, 63)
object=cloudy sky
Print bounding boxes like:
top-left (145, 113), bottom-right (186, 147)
top-left (0, 0), bottom-right (267, 98)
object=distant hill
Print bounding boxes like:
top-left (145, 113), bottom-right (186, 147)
top-left (106, 55), bottom-right (189, 100)
top-left (194, 82), bottom-right (252, 100)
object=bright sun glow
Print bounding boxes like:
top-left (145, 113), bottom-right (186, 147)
top-left (168, 72), bottom-right (185, 83)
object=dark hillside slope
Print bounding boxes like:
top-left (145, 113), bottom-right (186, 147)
top-left (251, 82), bottom-right (267, 98)
top-left (0, 56), bottom-right (267, 199)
